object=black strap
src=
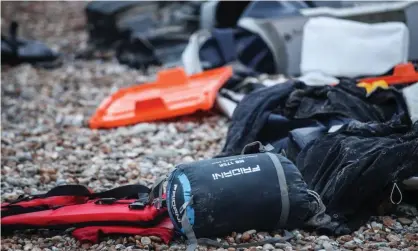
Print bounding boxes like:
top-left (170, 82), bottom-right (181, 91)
top-left (4, 184), bottom-right (151, 206)
top-left (92, 184), bottom-right (150, 199)
top-left (46, 185), bottom-right (92, 197)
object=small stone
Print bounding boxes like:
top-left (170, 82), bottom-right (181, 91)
top-left (134, 235), bottom-right (141, 240)
top-left (235, 234), bottom-right (242, 243)
top-left (304, 236), bottom-right (316, 242)
top-left (398, 217), bottom-right (413, 225)
top-left (317, 236), bottom-right (329, 241)
top-left (226, 237), bottom-right (235, 244)
top-left (262, 244), bottom-right (274, 250)
top-left (387, 234), bottom-right (401, 242)
top-left (81, 243), bottom-right (91, 249)
top-left (382, 217), bottom-right (396, 228)
top-left (371, 221), bottom-right (383, 230)
top-left (322, 241), bottom-right (333, 251)
top-left (405, 233), bottom-right (418, 241)
top-left (141, 237), bottom-right (151, 245)
top-left (242, 233), bottom-right (251, 242)
top-left (115, 244), bottom-right (125, 249)
top-left (353, 237), bottom-right (363, 245)
top-left (365, 242), bottom-right (388, 248)
top-left (249, 247), bottom-right (257, 251)
top-left (16, 151), bottom-right (32, 162)
top-left (24, 243), bottom-right (33, 251)
top-left (343, 240), bottom-right (357, 250)
top-left (51, 236), bottom-right (63, 243)
top-left (150, 236), bottom-right (162, 242)
top-left (242, 230), bottom-right (256, 242)
top-left (337, 235), bottom-right (353, 243)
top-left (227, 248), bottom-right (235, 251)
top-left (275, 243), bottom-right (291, 249)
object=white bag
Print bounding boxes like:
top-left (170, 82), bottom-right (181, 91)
top-left (300, 17), bottom-right (409, 78)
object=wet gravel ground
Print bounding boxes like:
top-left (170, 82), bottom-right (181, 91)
top-left (1, 2), bottom-right (417, 251)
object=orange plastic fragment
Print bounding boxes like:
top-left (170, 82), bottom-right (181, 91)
top-left (358, 62), bottom-right (418, 85)
top-left (89, 66), bottom-right (233, 129)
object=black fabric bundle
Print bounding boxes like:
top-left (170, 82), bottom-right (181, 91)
top-left (219, 79), bottom-right (418, 234)
top-left (220, 79), bottom-right (409, 157)
top-left (297, 118), bottom-right (418, 235)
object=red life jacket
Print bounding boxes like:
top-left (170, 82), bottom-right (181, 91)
top-left (1, 183), bottom-right (173, 244)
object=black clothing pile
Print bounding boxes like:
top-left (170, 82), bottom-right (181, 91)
top-left (1, 21), bottom-right (61, 68)
top-left (85, 1), bottom-right (202, 69)
top-left (297, 118), bottom-right (418, 235)
top-left (219, 79), bottom-right (418, 235)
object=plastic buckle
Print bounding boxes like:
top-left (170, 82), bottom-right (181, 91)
top-left (137, 193), bottom-right (149, 204)
top-left (95, 198), bottom-right (116, 205)
top-left (152, 198), bottom-right (167, 209)
top-left (129, 201), bottom-right (146, 210)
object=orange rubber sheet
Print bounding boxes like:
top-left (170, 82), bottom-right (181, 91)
top-left (89, 66), bottom-right (233, 129)
top-left (358, 62), bottom-right (418, 85)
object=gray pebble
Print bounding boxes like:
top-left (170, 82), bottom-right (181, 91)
top-left (274, 243), bottom-right (291, 249)
top-left (371, 221), bottom-right (383, 230)
top-left (322, 241), bottom-right (333, 251)
top-left (23, 243), bottom-right (33, 251)
top-left (115, 244), bottom-right (125, 250)
top-left (243, 230), bottom-right (257, 236)
top-left (262, 244), bottom-right (274, 250)
top-left (397, 217), bottom-right (413, 225)
top-left (317, 236), bottom-right (329, 241)
top-left (343, 240), bottom-right (357, 250)
top-left (141, 237), bottom-right (151, 245)
top-left (16, 152), bottom-right (32, 162)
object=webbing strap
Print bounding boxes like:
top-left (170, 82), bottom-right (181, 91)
top-left (241, 141), bottom-right (274, 155)
top-left (149, 175), bottom-right (168, 208)
top-left (92, 184), bottom-right (150, 199)
top-left (265, 152), bottom-right (289, 228)
top-left (180, 196), bottom-right (198, 251)
top-left (5, 184), bottom-right (151, 206)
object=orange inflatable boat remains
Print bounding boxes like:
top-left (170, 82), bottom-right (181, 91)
top-left (358, 62), bottom-right (418, 85)
top-left (89, 66), bottom-right (233, 129)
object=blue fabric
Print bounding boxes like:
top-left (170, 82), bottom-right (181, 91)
top-left (289, 126), bottom-right (327, 150)
top-left (177, 172), bottom-right (195, 228)
top-left (211, 29), bottom-right (237, 63)
top-left (199, 27), bottom-right (276, 74)
top-left (166, 169), bottom-right (194, 232)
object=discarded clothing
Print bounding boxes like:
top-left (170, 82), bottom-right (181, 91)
top-left (85, 1), bottom-right (149, 45)
top-left (220, 79), bottom-right (409, 157)
top-left (296, 118), bottom-right (418, 234)
top-left (86, 1), bottom-right (201, 68)
top-left (1, 21), bottom-right (61, 67)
